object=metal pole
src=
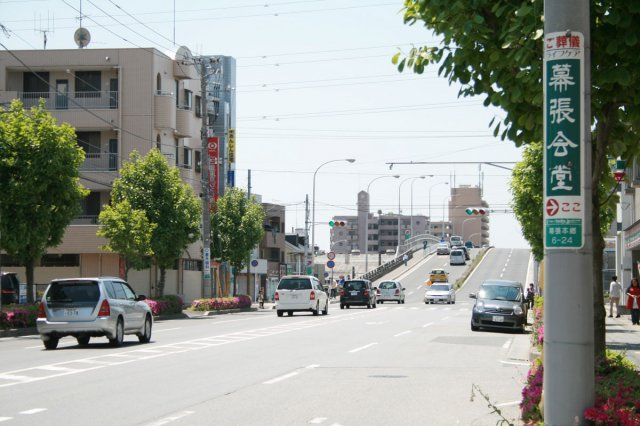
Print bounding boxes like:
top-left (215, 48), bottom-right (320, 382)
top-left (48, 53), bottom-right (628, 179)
top-left (462, 218), bottom-right (475, 242)
top-left (543, 1), bottom-right (594, 423)
top-left (199, 60), bottom-right (212, 297)
top-left (428, 182), bottom-right (448, 234)
top-left (247, 169), bottom-right (251, 298)
top-left (304, 194), bottom-right (310, 275)
top-left (365, 175), bottom-right (399, 273)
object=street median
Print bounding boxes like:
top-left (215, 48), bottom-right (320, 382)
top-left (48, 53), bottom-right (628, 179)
top-left (454, 248), bottom-right (490, 290)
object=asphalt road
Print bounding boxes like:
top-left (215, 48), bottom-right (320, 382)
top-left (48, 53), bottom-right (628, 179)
top-left (0, 248), bottom-right (531, 426)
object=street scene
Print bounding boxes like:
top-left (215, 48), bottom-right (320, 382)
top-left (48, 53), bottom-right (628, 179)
top-left (1, 1), bottom-right (640, 425)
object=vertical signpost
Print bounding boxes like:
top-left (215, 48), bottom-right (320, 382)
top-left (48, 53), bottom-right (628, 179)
top-left (543, 1), bottom-right (594, 422)
top-left (207, 136), bottom-right (220, 203)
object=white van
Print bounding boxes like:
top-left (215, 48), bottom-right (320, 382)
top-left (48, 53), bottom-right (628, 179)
top-left (275, 275), bottom-right (329, 317)
top-left (449, 249), bottom-right (466, 266)
top-left (450, 235), bottom-right (463, 246)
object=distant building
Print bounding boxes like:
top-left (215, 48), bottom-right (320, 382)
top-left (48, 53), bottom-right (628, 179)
top-left (449, 185), bottom-right (490, 246)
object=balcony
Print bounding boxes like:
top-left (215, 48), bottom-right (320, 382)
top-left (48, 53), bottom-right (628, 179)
top-left (175, 105), bottom-right (195, 138)
top-left (154, 91), bottom-right (176, 130)
top-left (80, 153), bottom-right (118, 172)
top-left (18, 91), bottom-right (118, 110)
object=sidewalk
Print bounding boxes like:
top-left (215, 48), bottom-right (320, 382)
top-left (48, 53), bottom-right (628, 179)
top-left (606, 305), bottom-right (640, 367)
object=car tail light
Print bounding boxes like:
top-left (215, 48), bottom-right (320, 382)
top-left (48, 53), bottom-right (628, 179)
top-left (98, 299), bottom-right (111, 317)
top-left (274, 292), bottom-right (279, 301)
top-left (395, 289), bottom-right (400, 295)
top-left (310, 291), bottom-right (316, 300)
top-left (37, 302), bottom-right (46, 318)
top-left (363, 289), bottom-right (369, 297)
top-left (340, 289), bottom-right (345, 297)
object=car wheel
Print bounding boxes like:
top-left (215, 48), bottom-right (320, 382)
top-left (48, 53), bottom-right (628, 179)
top-left (313, 302), bottom-right (320, 316)
top-left (138, 315), bottom-right (152, 343)
top-left (425, 301), bottom-right (428, 305)
top-left (322, 300), bottom-right (328, 315)
top-left (43, 337), bottom-right (59, 350)
top-left (346, 305), bottom-right (350, 309)
top-left (109, 318), bottom-right (124, 347)
top-left (340, 304), bottom-right (344, 310)
top-left (452, 299), bottom-right (456, 304)
top-left (366, 302), bottom-right (371, 309)
top-left (379, 301), bottom-right (384, 304)
top-left (471, 323), bottom-right (479, 332)
top-left (277, 310), bottom-right (284, 317)
top-left (287, 311), bottom-right (293, 316)
top-left (77, 336), bottom-right (90, 346)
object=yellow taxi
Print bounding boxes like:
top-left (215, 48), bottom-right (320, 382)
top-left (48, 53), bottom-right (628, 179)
top-left (424, 269), bottom-right (449, 286)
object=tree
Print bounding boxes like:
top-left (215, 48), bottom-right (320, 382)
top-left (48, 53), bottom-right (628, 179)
top-left (0, 100), bottom-right (88, 303)
top-left (395, 0), bottom-right (640, 359)
top-left (211, 188), bottom-right (265, 296)
top-left (111, 150), bottom-right (200, 297)
top-left (97, 199), bottom-right (156, 280)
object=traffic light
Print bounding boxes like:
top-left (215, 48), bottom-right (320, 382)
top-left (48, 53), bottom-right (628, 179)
top-left (329, 220), bottom-right (346, 227)
top-left (465, 207), bottom-right (487, 216)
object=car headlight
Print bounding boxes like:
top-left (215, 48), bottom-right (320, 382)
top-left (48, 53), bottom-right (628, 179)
top-left (514, 305), bottom-right (524, 316)
top-left (474, 301), bottom-right (485, 313)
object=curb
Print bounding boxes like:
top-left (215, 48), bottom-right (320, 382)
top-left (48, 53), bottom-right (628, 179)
top-left (0, 327), bottom-right (38, 338)
top-left (186, 307), bottom-right (258, 317)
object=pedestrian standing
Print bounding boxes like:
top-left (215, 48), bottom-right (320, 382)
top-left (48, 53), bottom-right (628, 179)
top-left (257, 288), bottom-right (265, 309)
top-left (402, 253), bottom-right (409, 267)
top-left (526, 283), bottom-right (535, 310)
top-left (330, 279), bottom-right (338, 299)
top-left (608, 275), bottom-right (623, 318)
top-left (626, 278), bottom-right (640, 325)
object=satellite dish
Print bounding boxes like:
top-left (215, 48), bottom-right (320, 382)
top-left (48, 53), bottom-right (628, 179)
top-left (74, 27), bottom-right (91, 48)
top-left (175, 45), bottom-right (193, 63)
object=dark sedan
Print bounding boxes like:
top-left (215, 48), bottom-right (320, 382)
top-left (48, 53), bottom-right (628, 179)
top-left (340, 279), bottom-right (377, 309)
top-left (470, 280), bottom-right (527, 332)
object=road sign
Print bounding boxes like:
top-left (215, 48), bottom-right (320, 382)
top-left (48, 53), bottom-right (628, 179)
top-left (404, 230), bottom-right (411, 241)
top-left (324, 272), bottom-right (329, 278)
top-left (327, 251), bottom-right (336, 260)
top-left (251, 259), bottom-right (259, 267)
top-left (203, 247), bottom-right (211, 279)
top-left (543, 31), bottom-right (585, 249)
top-left (326, 260), bottom-right (335, 269)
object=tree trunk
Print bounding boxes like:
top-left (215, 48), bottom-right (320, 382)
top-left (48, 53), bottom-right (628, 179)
top-left (25, 258), bottom-right (35, 304)
top-left (157, 267), bottom-right (166, 298)
top-left (232, 266), bottom-right (237, 296)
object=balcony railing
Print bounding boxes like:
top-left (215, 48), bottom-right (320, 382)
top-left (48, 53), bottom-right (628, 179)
top-left (71, 215), bottom-right (99, 225)
top-left (19, 91), bottom-right (119, 109)
top-left (80, 153), bottom-right (118, 172)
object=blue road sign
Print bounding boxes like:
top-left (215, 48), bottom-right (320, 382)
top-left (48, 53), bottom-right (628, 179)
top-left (326, 260), bottom-right (335, 269)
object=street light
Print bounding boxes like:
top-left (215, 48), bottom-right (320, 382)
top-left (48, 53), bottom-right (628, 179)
top-left (468, 232), bottom-right (481, 247)
top-left (397, 176), bottom-right (425, 252)
top-left (428, 182), bottom-right (448, 234)
top-left (311, 158), bottom-right (356, 272)
top-left (411, 175), bottom-right (432, 238)
top-left (364, 174), bottom-right (400, 273)
top-left (441, 195), bottom-right (450, 239)
top-left (462, 217), bottom-right (476, 242)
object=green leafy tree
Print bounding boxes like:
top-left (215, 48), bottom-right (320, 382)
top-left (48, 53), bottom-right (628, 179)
top-left (97, 199), bottom-right (156, 280)
top-left (0, 100), bottom-right (88, 303)
top-left (395, 0), bottom-right (640, 358)
top-left (111, 150), bottom-right (200, 297)
top-left (211, 188), bottom-right (265, 295)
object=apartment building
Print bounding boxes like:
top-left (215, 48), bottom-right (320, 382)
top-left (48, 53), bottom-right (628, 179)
top-left (449, 185), bottom-right (490, 246)
top-left (617, 160), bottom-right (640, 293)
top-left (0, 46), bottom-right (229, 302)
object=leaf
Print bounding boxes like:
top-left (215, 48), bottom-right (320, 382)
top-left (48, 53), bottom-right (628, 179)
top-left (391, 52), bottom-right (401, 65)
top-left (398, 58), bottom-right (406, 73)
top-left (473, 14), bottom-right (484, 24)
top-left (533, 29), bottom-right (543, 40)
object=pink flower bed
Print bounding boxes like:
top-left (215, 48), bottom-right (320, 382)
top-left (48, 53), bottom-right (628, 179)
top-left (190, 295), bottom-right (252, 312)
top-left (0, 305), bottom-right (39, 329)
top-left (143, 295), bottom-right (183, 316)
top-left (521, 359), bottom-right (543, 424)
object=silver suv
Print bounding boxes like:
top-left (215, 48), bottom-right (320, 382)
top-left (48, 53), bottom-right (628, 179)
top-left (37, 277), bottom-right (153, 350)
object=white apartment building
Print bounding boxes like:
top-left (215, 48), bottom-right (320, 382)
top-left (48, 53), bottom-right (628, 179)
top-left (0, 46), bottom-right (213, 301)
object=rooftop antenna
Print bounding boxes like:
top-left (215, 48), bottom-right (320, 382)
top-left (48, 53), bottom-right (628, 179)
top-left (73, 0), bottom-right (90, 49)
top-left (173, 0), bottom-right (176, 47)
top-left (34, 11), bottom-right (54, 50)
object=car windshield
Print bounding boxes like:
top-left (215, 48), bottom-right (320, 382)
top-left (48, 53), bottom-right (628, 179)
top-left (430, 285), bottom-right (450, 291)
top-left (46, 281), bottom-right (100, 303)
top-left (344, 281), bottom-right (366, 291)
top-left (451, 250), bottom-right (463, 256)
top-left (478, 285), bottom-right (521, 302)
top-left (278, 279), bottom-right (312, 290)
top-left (431, 270), bottom-right (445, 274)
top-left (379, 282), bottom-right (396, 289)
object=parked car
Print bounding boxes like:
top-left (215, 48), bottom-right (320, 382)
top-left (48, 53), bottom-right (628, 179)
top-left (424, 283), bottom-right (455, 304)
top-left (452, 245), bottom-right (470, 260)
top-left (376, 280), bottom-right (405, 304)
top-left (275, 275), bottom-right (329, 317)
top-left (36, 277), bottom-right (153, 350)
top-left (470, 280), bottom-right (527, 332)
top-left (1, 272), bottom-right (20, 305)
top-left (436, 242), bottom-right (450, 255)
top-left (449, 249), bottom-right (466, 266)
top-left (340, 279), bottom-right (377, 309)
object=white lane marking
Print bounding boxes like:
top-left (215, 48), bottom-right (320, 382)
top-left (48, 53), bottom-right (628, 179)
top-left (35, 366), bottom-right (78, 372)
top-left (500, 360), bottom-right (530, 366)
top-left (495, 400), bottom-right (520, 407)
top-left (428, 307), bottom-right (437, 311)
top-left (423, 322), bottom-right (434, 328)
top-left (444, 308), bottom-right (451, 311)
top-left (348, 342), bottom-right (378, 353)
top-left (0, 374), bottom-right (32, 382)
top-left (306, 364), bottom-right (320, 369)
top-left (499, 273), bottom-right (504, 278)
top-left (263, 371), bottom-right (299, 385)
top-left (154, 327), bottom-right (182, 333)
top-left (502, 339), bottom-right (512, 350)
top-left (146, 410), bottom-right (195, 426)
top-left (0, 417), bottom-right (12, 423)
top-left (407, 291), bottom-right (414, 296)
top-left (393, 330), bottom-right (412, 337)
top-left (441, 316), bottom-right (451, 321)
top-left (308, 417), bottom-right (328, 424)
top-left (416, 285), bottom-right (422, 290)
top-left (19, 408), bottom-right (47, 415)
top-left (502, 267), bottom-right (506, 273)
top-left (410, 307), bottom-right (418, 310)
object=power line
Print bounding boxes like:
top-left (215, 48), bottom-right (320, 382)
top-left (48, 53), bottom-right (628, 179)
top-left (106, 0), bottom-right (176, 47)
top-left (238, 76), bottom-right (435, 93)
top-left (239, 126), bottom-right (488, 134)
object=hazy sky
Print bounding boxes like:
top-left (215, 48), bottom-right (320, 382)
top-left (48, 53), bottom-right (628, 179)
top-left (1, 0), bottom-right (529, 251)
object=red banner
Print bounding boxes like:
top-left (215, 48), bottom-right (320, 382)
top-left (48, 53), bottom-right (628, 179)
top-left (207, 137), bottom-right (219, 202)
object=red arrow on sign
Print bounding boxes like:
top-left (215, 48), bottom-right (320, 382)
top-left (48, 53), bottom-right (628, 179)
top-left (546, 199), bottom-right (559, 216)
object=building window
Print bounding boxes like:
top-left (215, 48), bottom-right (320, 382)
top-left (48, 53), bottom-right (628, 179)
top-left (183, 259), bottom-right (202, 271)
top-left (207, 113), bottom-right (216, 126)
top-left (76, 131), bottom-right (100, 154)
top-left (195, 95), bottom-right (202, 117)
top-left (0, 254), bottom-right (22, 267)
top-left (174, 138), bottom-right (180, 166)
top-left (41, 254), bottom-right (80, 267)
top-left (175, 80), bottom-right (179, 106)
top-left (268, 248), bottom-right (280, 262)
top-left (195, 150), bottom-right (201, 173)
top-left (80, 191), bottom-right (101, 217)
top-left (183, 147), bottom-right (192, 168)
top-left (75, 71), bottom-right (101, 97)
top-left (23, 72), bottom-right (50, 96)
top-left (156, 134), bottom-right (161, 151)
top-left (156, 73), bottom-right (161, 93)
top-left (183, 89), bottom-right (192, 109)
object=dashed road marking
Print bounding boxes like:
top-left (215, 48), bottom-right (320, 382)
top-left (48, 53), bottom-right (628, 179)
top-left (393, 331), bottom-right (412, 337)
top-left (0, 418), bottom-right (12, 423)
top-left (145, 410), bottom-right (195, 426)
top-left (309, 417), bottom-right (328, 424)
top-left (348, 343), bottom-right (378, 353)
top-left (19, 408), bottom-right (47, 415)
top-left (263, 371), bottom-right (299, 385)
top-left (154, 327), bottom-right (182, 333)
top-left (502, 339), bottom-right (512, 350)
top-left (422, 322), bottom-right (434, 328)
top-left (500, 360), bottom-right (529, 366)
top-left (441, 316), bottom-right (451, 321)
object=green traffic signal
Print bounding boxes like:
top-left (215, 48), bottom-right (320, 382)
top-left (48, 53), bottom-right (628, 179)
top-left (329, 220), bottom-right (335, 227)
top-left (465, 208), bottom-right (474, 215)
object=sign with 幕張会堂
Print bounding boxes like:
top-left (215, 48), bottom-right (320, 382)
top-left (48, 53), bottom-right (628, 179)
top-left (543, 31), bottom-right (585, 249)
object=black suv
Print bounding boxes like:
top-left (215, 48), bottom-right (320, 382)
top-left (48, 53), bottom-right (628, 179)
top-left (470, 280), bottom-right (527, 332)
top-left (340, 279), bottom-right (377, 309)
top-left (1, 272), bottom-right (20, 305)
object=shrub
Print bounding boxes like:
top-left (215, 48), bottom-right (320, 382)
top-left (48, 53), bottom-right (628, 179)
top-left (189, 295), bottom-right (252, 312)
top-left (520, 358), bottom-right (544, 424)
top-left (0, 304), bottom-right (39, 329)
top-left (143, 295), bottom-right (184, 316)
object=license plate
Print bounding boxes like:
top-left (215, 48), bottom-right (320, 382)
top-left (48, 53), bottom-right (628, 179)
top-left (65, 309), bottom-right (79, 317)
top-left (350, 291), bottom-right (358, 296)
top-left (291, 294), bottom-right (298, 299)
top-left (492, 315), bottom-right (504, 323)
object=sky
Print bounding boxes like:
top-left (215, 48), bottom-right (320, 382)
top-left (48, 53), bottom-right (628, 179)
top-left (0, 0), bottom-right (529, 251)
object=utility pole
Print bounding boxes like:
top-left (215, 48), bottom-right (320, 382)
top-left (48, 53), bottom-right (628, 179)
top-left (247, 169), bottom-right (252, 298)
top-left (199, 60), bottom-right (212, 298)
top-left (543, 1), bottom-right (594, 423)
top-left (304, 194), bottom-right (310, 275)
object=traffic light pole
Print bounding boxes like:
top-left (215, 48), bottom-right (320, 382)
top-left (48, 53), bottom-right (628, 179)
top-left (543, 1), bottom-right (594, 423)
